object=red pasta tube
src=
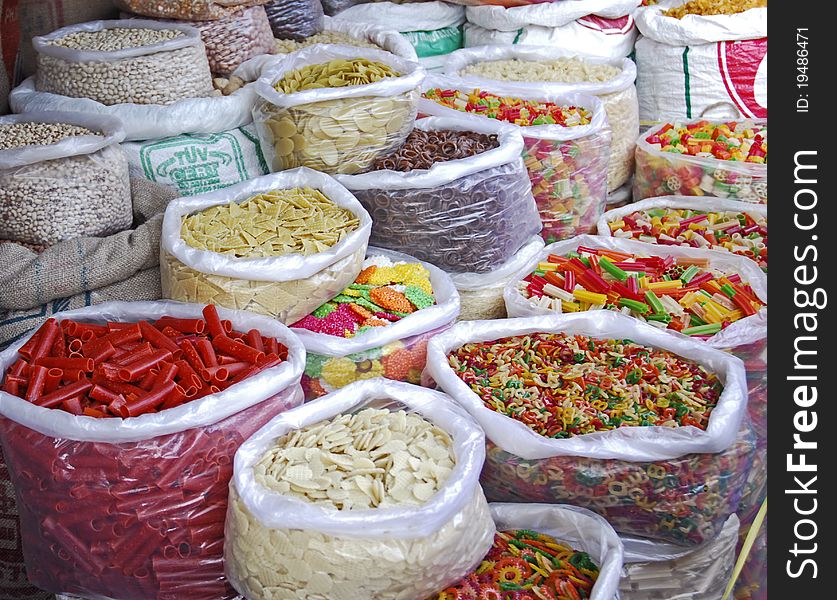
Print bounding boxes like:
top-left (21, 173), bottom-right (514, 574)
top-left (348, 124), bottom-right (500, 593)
top-left (35, 357), bottom-right (94, 371)
top-left (212, 335), bottom-right (264, 364)
top-left (200, 365), bottom-right (229, 383)
top-left (17, 330), bottom-right (42, 360)
top-left (61, 397), bottom-right (84, 415)
top-left (138, 320), bottom-right (181, 358)
top-left (44, 368), bottom-right (63, 393)
top-left (154, 317), bottom-right (205, 335)
top-left (119, 380), bottom-right (177, 417)
top-left (25, 365), bottom-right (49, 402)
top-left (180, 340), bottom-right (206, 373)
top-left (118, 349), bottom-right (173, 382)
top-left (89, 384), bottom-right (124, 405)
top-left (8, 358), bottom-right (29, 378)
top-left (67, 322), bottom-right (109, 338)
top-left (31, 319), bottom-right (60, 361)
top-left (52, 334), bottom-right (66, 358)
top-left (202, 304), bottom-right (224, 339)
top-left (194, 338), bottom-right (218, 368)
top-left (2, 378), bottom-right (21, 396)
top-left (35, 379), bottom-right (93, 409)
top-left (246, 329), bottom-right (265, 352)
top-left (174, 360), bottom-right (202, 389)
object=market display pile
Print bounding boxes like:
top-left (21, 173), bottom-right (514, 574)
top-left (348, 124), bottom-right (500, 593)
top-left (0, 2), bottom-right (770, 599)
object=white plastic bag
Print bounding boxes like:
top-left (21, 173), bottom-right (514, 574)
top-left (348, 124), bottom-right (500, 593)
top-left (160, 168), bottom-right (372, 324)
top-left (490, 503), bottom-right (624, 600)
top-left (32, 20), bottom-right (214, 106)
top-left (635, 35), bottom-right (767, 122)
top-left (634, 0), bottom-right (767, 46)
top-left (426, 312), bottom-right (748, 461)
top-left (464, 0), bottom-right (641, 30)
top-left (634, 119), bottom-right (768, 202)
top-left (0, 111), bottom-right (132, 247)
top-left (121, 124), bottom-right (269, 196)
top-left (424, 313), bottom-right (753, 545)
top-left (292, 246), bottom-right (460, 398)
top-left (445, 46), bottom-right (638, 191)
top-left (420, 74), bottom-right (610, 242)
top-left (597, 195), bottom-right (767, 266)
top-left (0, 300), bottom-right (305, 599)
top-left (451, 235), bottom-right (545, 321)
top-left (226, 378), bottom-right (495, 599)
top-left (464, 14), bottom-right (638, 60)
top-left (620, 514), bottom-right (739, 600)
top-left (271, 15), bottom-right (419, 61)
top-left (332, 1), bottom-right (465, 57)
top-left (253, 44), bottom-right (425, 174)
top-left (334, 116), bottom-right (541, 273)
top-left (503, 234), bottom-right (767, 352)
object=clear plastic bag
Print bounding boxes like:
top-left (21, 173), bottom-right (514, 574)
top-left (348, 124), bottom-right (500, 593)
top-left (634, 119), bottom-right (768, 203)
top-left (597, 195), bottom-right (768, 271)
top-left (0, 112), bottom-right (131, 247)
top-left (488, 503), bottom-right (624, 600)
top-left (126, 6), bottom-right (276, 77)
top-left (424, 312), bottom-right (754, 544)
top-left (634, 0), bottom-right (767, 46)
top-left (160, 169), bottom-right (372, 325)
top-left (503, 234), bottom-right (768, 355)
top-left (264, 0), bottom-right (325, 41)
top-left (450, 235), bottom-right (545, 321)
top-left (0, 301), bottom-right (305, 599)
top-left (226, 378), bottom-right (495, 600)
top-left (115, 0), bottom-right (270, 21)
top-left (445, 46), bottom-right (639, 191)
top-left (33, 20), bottom-right (214, 106)
top-left (419, 75), bottom-right (611, 243)
top-left (619, 514), bottom-right (740, 599)
top-left (463, 0), bottom-right (641, 28)
top-left (293, 247), bottom-right (460, 399)
top-left (335, 116), bottom-right (541, 274)
top-left (253, 45), bottom-right (425, 174)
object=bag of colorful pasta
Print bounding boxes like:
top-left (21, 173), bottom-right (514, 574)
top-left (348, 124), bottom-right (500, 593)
top-left (225, 378), bottom-right (495, 600)
top-left (425, 312), bottom-right (755, 545)
top-left (291, 247), bottom-right (460, 400)
top-left (597, 195), bottom-right (768, 272)
top-left (444, 45), bottom-right (638, 192)
top-left (430, 503), bottom-right (623, 600)
top-left (451, 235), bottom-right (545, 321)
top-left (252, 45), bottom-right (425, 174)
top-left (0, 301), bottom-right (305, 599)
top-left (420, 75), bottom-right (610, 243)
top-left (634, 118), bottom-right (767, 203)
top-left (160, 168), bottom-right (372, 324)
top-left (334, 116), bottom-right (541, 274)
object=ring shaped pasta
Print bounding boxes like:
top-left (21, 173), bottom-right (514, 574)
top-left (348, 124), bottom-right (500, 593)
top-left (334, 116), bottom-right (542, 274)
top-left (444, 46), bottom-right (638, 192)
top-left (252, 45), bottom-right (425, 175)
top-left (160, 168), bottom-right (372, 324)
top-left (226, 379), bottom-right (495, 600)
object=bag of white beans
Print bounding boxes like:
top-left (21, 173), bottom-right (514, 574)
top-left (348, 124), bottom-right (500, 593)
top-left (0, 112), bottom-right (131, 248)
top-left (160, 168), bottom-right (372, 325)
top-left (225, 378), bottom-right (495, 600)
top-left (32, 20), bottom-right (214, 107)
top-left (444, 46), bottom-right (638, 192)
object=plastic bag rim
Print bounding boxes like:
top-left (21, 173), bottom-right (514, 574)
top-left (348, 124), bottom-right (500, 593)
top-left (0, 111), bottom-right (126, 169)
top-left (289, 246), bottom-right (461, 356)
top-left (332, 115), bottom-right (525, 191)
top-left (0, 300), bottom-right (306, 443)
top-left (161, 167), bottom-right (373, 281)
top-left (32, 19), bottom-right (205, 62)
top-left (425, 311), bottom-right (748, 461)
top-left (233, 378), bottom-right (486, 538)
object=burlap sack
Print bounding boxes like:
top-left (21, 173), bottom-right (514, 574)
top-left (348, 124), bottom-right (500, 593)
top-left (0, 177), bottom-right (178, 349)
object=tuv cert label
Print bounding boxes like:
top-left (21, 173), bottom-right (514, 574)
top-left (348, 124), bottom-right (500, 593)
top-left (128, 126), bottom-right (269, 196)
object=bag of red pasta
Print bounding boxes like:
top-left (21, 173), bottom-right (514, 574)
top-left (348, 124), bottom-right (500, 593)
top-left (0, 301), bottom-right (305, 599)
top-left (425, 312), bottom-right (755, 546)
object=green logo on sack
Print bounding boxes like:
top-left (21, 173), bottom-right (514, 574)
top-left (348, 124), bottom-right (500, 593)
top-left (139, 130), bottom-right (267, 196)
